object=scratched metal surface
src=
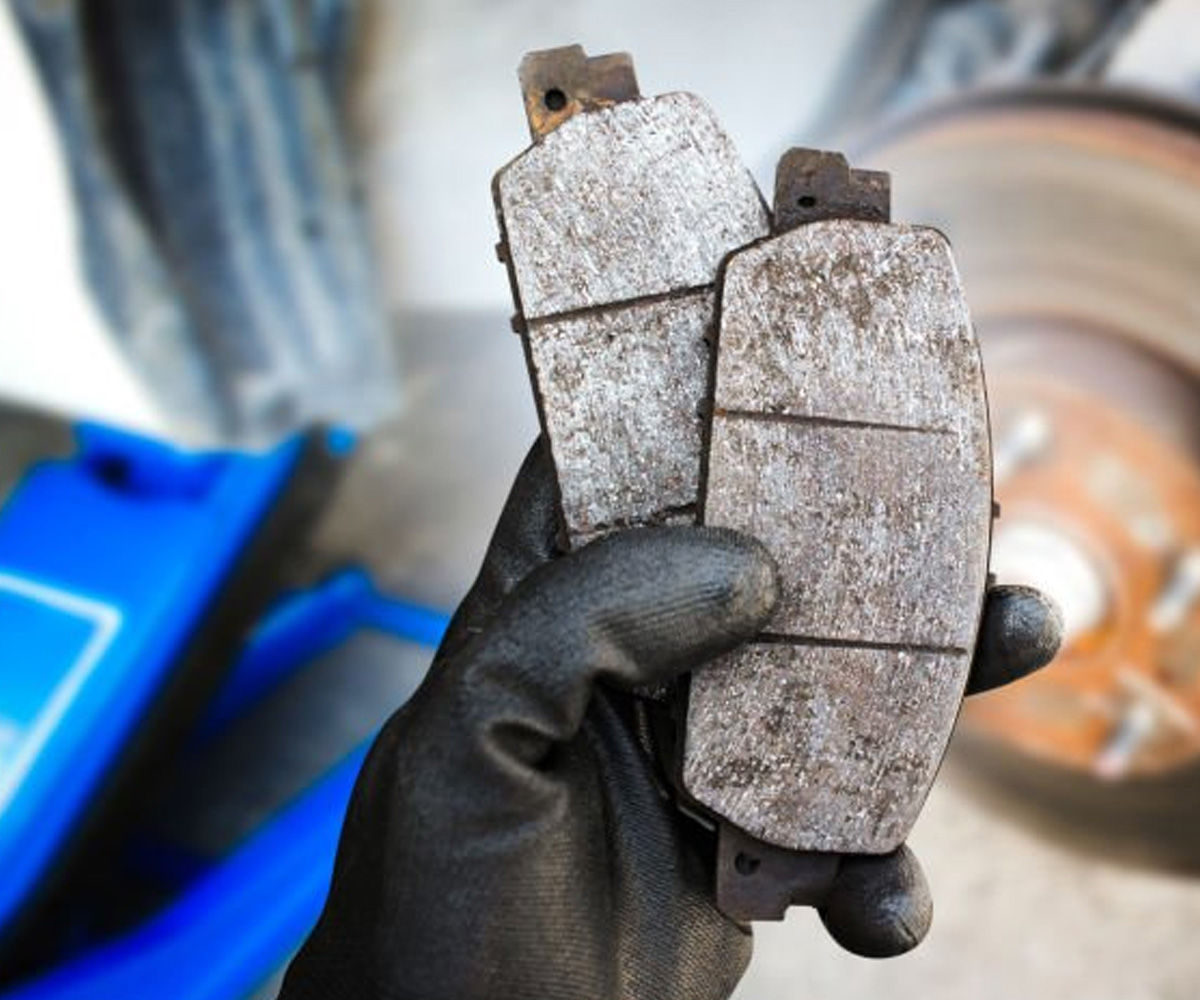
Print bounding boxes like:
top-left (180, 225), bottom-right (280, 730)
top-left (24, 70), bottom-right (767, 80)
top-left (526, 293), bottom-right (712, 542)
top-left (687, 220), bottom-right (991, 853)
top-left (494, 92), bottom-right (768, 320)
top-left (495, 91), bottom-right (767, 547)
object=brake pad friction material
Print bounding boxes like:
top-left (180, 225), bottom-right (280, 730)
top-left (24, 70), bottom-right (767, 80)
top-left (687, 220), bottom-right (992, 854)
top-left (494, 50), bottom-right (768, 547)
top-left (520, 293), bottom-right (715, 538)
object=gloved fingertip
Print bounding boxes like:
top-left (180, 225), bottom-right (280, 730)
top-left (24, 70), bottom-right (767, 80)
top-left (819, 846), bottom-right (932, 959)
top-left (463, 525), bottom-right (780, 746)
top-left (537, 525), bottom-right (779, 687)
top-left (693, 526), bottom-right (781, 637)
top-left (967, 584), bottom-right (1063, 696)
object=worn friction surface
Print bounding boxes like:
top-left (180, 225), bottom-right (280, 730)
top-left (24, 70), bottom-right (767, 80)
top-left (527, 294), bottom-right (712, 544)
top-left (689, 220), bottom-right (991, 853)
top-left (496, 91), bottom-right (768, 547)
top-left (496, 92), bottom-right (768, 319)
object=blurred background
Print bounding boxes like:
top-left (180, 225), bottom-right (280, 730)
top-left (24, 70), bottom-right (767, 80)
top-left (3, 0), bottom-right (1200, 997)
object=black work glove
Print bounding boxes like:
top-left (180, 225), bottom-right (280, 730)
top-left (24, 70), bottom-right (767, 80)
top-left (279, 440), bottom-right (1061, 1000)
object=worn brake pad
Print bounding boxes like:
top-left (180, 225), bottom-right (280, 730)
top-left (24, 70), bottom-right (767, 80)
top-left (492, 45), bottom-right (768, 549)
top-left (493, 51), bottom-right (993, 924)
top-left (685, 150), bottom-right (993, 919)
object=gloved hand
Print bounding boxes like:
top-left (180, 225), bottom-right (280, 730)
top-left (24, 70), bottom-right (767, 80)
top-left (279, 439), bottom-right (1061, 1000)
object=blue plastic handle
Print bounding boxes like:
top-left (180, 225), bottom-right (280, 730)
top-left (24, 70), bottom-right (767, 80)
top-left (198, 569), bottom-right (450, 740)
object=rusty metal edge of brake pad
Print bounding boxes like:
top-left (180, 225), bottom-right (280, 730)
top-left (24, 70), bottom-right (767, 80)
top-left (715, 823), bottom-right (842, 922)
top-left (492, 46), bottom-right (769, 550)
top-left (681, 149), bottom-right (993, 919)
top-left (517, 45), bottom-right (641, 140)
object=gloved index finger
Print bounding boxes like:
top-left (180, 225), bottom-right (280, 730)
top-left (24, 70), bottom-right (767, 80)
top-left (966, 584), bottom-right (1063, 696)
top-left (435, 438), bottom-right (561, 662)
top-left (452, 525), bottom-right (778, 766)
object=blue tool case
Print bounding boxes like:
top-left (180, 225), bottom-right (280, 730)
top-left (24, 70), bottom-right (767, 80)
top-left (0, 418), bottom-right (342, 983)
top-left (0, 414), bottom-right (450, 998)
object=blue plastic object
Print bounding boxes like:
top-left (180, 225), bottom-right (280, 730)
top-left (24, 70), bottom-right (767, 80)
top-left (0, 424), bottom-right (308, 941)
top-left (198, 568), bottom-right (449, 740)
top-left (0, 751), bottom-right (365, 1000)
top-left (2, 568), bottom-right (450, 1000)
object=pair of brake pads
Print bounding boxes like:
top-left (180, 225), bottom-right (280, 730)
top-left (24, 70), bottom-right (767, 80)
top-left (492, 46), bottom-right (992, 922)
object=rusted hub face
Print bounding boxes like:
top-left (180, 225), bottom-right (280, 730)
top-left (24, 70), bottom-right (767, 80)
top-left (981, 328), bottom-right (1200, 778)
top-left (859, 90), bottom-right (1200, 780)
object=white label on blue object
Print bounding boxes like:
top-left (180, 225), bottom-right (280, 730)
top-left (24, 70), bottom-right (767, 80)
top-left (0, 571), bottom-right (122, 810)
